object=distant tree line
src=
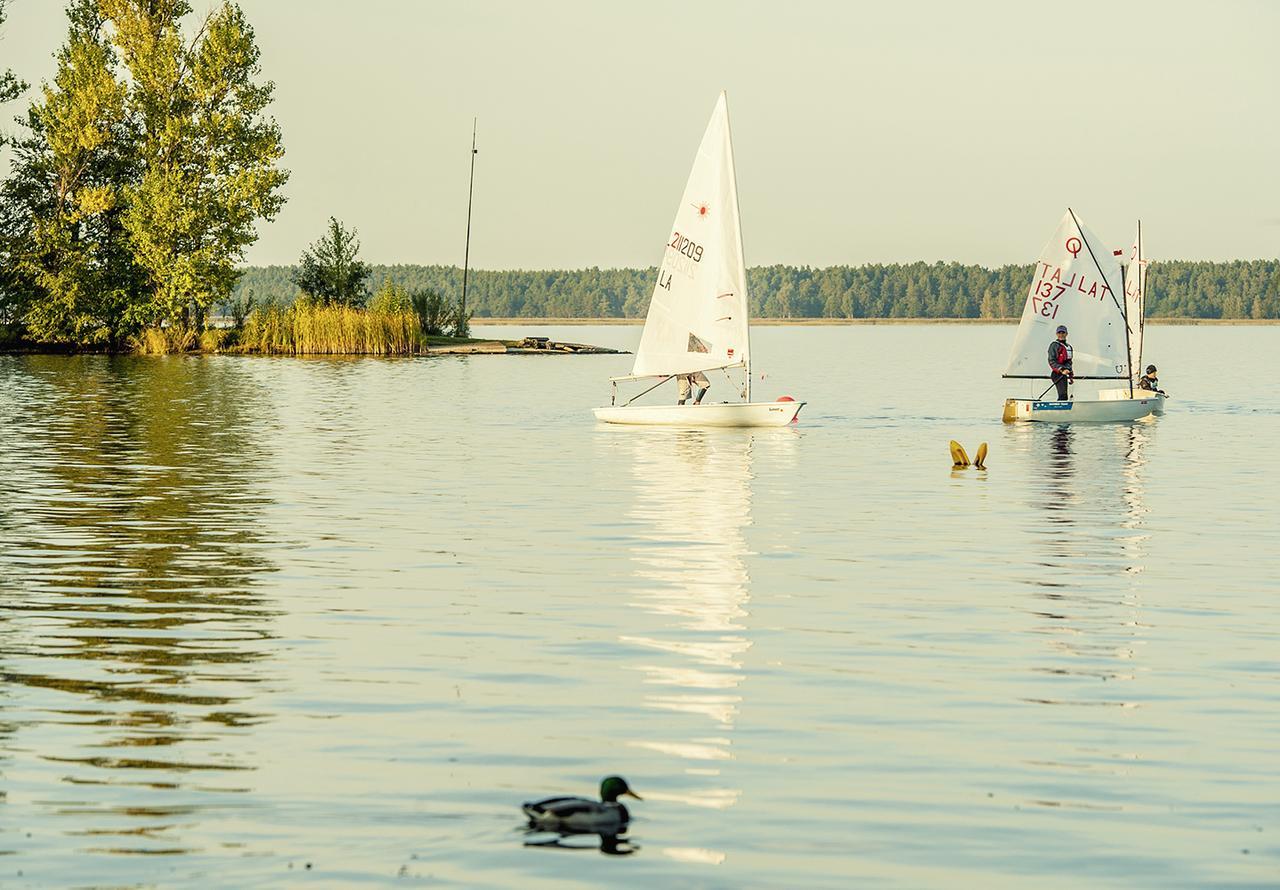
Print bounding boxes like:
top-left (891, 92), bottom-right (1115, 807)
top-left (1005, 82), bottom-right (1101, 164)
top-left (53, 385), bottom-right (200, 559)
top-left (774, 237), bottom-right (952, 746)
top-left (231, 260), bottom-right (1280, 320)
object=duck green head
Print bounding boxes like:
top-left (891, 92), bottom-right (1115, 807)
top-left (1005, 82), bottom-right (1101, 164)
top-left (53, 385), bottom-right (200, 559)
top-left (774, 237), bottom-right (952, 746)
top-left (600, 776), bottom-right (641, 802)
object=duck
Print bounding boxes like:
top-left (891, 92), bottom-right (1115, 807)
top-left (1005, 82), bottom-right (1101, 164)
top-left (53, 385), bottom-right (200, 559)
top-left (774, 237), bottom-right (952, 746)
top-left (522, 776), bottom-right (642, 832)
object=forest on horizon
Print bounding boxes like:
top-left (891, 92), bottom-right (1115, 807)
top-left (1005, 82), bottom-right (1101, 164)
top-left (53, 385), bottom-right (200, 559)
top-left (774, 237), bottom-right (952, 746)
top-left (232, 260), bottom-right (1280, 320)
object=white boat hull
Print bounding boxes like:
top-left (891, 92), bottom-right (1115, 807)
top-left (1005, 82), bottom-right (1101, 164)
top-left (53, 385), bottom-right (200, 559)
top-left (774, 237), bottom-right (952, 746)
top-left (594, 401), bottom-right (805, 427)
top-left (1002, 392), bottom-right (1165, 423)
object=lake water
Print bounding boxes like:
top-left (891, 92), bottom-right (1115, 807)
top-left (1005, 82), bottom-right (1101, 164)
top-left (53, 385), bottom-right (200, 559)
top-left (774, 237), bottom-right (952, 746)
top-left (1, 324), bottom-right (1277, 888)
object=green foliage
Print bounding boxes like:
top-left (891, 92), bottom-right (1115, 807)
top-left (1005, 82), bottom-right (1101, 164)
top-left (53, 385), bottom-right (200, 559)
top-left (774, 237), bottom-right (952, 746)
top-left (410, 288), bottom-right (451, 336)
top-left (225, 290), bottom-right (256, 328)
top-left (0, 1), bottom-right (139, 346)
top-left (0, 0), bottom-right (287, 349)
top-left (451, 301), bottom-right (472, 339)
top-left (232, 260), bottom-right (1280, 320)
top-left (292, 217), bottom-right (372, 306)
top-left (368, 279), bottom-right (412, 313)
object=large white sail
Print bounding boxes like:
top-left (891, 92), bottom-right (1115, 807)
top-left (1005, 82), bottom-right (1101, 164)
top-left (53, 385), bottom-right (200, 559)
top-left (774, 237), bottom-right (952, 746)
top-left (1123, 221), bottom-right (1145, 380)
top-left (1003, 209), bottom-right (1130, 379)
top-left (631, 93), bottom-right (750, 380)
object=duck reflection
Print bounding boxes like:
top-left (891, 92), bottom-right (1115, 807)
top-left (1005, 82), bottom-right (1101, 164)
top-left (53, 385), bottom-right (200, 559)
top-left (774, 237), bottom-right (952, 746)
top-left (523, 829), bottom-right (638, 856)
top-left (616, 428), bottom-right (758, 812)
top-left (0, 355), bottom-right (276, 855)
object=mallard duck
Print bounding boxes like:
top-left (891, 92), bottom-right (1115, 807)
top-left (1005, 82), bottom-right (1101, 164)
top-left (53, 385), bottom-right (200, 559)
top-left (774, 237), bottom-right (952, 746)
top-left (522, 776), bottom-right (642, 832)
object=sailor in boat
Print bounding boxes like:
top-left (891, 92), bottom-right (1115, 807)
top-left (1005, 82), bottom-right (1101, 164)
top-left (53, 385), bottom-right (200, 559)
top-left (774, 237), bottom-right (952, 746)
top-left (677, 372), bottom-right (710, 406)
top-left (1048, 324), bottom-right (1074, 400)
top-left (1138, 364), bottom-right (1165, 395)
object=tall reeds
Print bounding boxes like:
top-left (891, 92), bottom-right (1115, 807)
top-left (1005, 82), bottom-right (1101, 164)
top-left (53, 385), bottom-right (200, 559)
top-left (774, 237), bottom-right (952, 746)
top-left (238, 293), bottom-right (423, 355)
top-left (131, 326), bottom-right (198, 355)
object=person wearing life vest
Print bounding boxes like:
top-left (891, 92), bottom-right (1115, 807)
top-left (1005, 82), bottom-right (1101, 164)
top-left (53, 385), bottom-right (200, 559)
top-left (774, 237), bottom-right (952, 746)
top-left (1138, 364), bottom-right (1166, 395)
top-left (1048, 324), bottom-right (1073, 400)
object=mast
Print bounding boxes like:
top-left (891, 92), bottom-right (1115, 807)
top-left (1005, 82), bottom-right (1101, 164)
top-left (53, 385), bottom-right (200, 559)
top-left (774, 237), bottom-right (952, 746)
top-left (1134, 219), bottom-right (1143, 397)
top-left (461, 119), bottom-right (478, 328)
top-left (721, 91), bottom-right (750, 402)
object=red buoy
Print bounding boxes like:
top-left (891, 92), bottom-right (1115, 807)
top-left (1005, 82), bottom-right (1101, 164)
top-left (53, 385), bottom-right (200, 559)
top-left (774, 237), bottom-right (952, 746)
top-left (776, 395), bottom-right (795, 402)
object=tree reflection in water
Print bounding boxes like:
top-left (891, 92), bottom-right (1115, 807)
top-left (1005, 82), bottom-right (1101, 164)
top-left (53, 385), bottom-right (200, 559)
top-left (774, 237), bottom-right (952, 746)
top-left (0, 355), bottom-right (277, 856)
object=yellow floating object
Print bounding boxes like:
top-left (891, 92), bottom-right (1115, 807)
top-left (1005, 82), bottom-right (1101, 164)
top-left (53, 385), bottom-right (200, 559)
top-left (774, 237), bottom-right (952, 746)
top-left (1001, 399), bottom-right (1018, 423)
top-left (974, 442), bottom-right (988, 469)
top-left (949, 440), bottom-right (970, 469)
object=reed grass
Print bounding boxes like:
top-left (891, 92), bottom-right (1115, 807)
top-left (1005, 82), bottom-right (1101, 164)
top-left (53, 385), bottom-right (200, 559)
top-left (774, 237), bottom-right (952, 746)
top-left (132, 326), bottom-right (198, 355)
top-left (238, 299), bottom-right (423, 355)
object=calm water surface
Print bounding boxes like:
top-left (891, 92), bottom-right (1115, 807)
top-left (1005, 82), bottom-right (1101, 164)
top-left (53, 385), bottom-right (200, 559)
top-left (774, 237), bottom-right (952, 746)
top-left (1, 325), bottom-right (1277, 888)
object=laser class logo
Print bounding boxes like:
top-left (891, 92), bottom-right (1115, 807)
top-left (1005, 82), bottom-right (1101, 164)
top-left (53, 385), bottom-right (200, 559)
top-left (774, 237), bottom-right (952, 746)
top-left (1065, 237), bottom-right (1082, 258)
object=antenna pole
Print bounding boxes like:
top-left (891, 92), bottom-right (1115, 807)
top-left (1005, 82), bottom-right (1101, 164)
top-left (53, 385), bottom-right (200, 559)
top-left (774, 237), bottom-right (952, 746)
top-left (461, 118), bottom-right (478, 328)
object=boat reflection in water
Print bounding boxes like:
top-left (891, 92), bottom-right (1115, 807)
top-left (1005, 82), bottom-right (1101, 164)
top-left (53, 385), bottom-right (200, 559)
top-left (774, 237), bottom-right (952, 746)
top-left (618, 428), bottom-right (762, 822)
top-left (0, 356), bottom-right (277, 868)
top-left (1004, 419), bottom-right (1155, 781)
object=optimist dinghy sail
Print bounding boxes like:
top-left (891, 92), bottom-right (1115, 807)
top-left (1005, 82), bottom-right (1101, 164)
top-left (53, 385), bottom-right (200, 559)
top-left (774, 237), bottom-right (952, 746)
top-left (594, 93), bottom-right (804, 427)
top-left (1001, 209), bottom-right (1163, 423)
top-left (1003, 209), bottom-right (1130, 382)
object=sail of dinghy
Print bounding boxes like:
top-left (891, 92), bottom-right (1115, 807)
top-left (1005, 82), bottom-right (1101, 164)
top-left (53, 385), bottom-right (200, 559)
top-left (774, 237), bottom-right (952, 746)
top-left (629, 92), bottom-right (751, 394)
top-left (1003, 208), bottom-right (1131, 380)
top-left (1123, 221), bottom-right (1146, 387)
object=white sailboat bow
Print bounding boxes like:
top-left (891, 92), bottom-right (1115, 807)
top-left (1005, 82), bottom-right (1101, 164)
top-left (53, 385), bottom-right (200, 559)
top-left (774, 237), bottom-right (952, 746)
top-left (594, 93), bottom-right (804, 428)
top-left (1002, 209), bottom-right (1164, 422)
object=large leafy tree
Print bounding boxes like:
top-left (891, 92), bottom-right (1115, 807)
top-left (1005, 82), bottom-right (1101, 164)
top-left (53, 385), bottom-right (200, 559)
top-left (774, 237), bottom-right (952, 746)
top-left (0, 1), bottom-right (140, 344)
top-left (0, 0), bottom-right (287, 346)
top-left (292, 217), bottom-right (371, 306)
top-left (103, 0), bottom-right (288, 331)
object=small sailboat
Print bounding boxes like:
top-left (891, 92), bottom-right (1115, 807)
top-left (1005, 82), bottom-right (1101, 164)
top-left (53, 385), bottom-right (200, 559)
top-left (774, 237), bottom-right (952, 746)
top-left (593, 93), bottom-right (805, 427)
top-left (1001, 209), bottom-right (1165, 423)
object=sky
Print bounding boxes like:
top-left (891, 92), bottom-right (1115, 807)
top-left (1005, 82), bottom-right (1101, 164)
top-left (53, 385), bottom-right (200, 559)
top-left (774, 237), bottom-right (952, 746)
top-left (1, 0), bottom-right (1277, 269)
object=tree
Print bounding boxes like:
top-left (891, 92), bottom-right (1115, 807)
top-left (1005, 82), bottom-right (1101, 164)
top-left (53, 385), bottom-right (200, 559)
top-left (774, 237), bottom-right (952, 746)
top-left (292, 217), bottom-right (371, 306)
top-left (104, 0), bottom-right (288, 331)
top-left (0, 0), bottom-right (142, 345)
top-left (0, 0), bottom-right (287, 346)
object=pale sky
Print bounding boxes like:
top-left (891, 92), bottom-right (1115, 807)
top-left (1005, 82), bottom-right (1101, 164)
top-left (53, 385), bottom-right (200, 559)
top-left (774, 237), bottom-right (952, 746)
top-left (2, 0), bottom-right (1277, 268)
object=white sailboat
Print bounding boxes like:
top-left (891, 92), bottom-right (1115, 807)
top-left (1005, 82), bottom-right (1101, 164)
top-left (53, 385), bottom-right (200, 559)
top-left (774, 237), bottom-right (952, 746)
top-left (593, 93), bottom-right (805, 427)
top-left (1001, 209), bottom-right (1165, 423)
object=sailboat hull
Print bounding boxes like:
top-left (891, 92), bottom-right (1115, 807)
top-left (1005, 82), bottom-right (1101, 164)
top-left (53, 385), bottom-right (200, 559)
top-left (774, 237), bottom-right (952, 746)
top-left (1002, 393), bottom-right (1165, 423)
top-left (594, 401), bottom-right (805, 427)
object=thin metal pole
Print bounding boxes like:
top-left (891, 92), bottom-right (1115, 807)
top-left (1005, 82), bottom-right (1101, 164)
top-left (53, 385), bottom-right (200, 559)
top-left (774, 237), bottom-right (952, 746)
top-left (461, 119), bottom-right (478, 326)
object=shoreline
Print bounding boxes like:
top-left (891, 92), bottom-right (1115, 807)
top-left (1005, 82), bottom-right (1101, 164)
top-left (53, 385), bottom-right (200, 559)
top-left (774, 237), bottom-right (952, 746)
top-left (472, 317), bottom-right (1280, 326)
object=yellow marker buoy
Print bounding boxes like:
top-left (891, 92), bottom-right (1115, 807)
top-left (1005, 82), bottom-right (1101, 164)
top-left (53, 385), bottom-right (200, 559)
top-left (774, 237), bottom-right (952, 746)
top-left (949, 440), bottom-right (970, 469)
top-left (974, 442), bottom-right (988, 470)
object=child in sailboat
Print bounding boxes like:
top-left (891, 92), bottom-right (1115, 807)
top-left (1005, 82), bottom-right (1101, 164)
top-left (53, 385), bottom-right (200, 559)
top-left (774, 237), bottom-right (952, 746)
top-left (677, 372), bottom-right (710, 405)
top-left (1138, 365), bottom-right (1165, 395)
